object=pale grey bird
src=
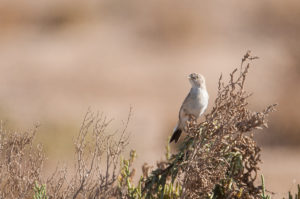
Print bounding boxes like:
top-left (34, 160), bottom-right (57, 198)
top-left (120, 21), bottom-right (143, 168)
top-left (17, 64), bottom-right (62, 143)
top-left (170, 73), bottom-right (209, 143)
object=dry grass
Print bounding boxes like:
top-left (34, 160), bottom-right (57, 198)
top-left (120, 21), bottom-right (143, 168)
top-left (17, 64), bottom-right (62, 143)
top-left (0, 109), bottom-right (131, 199)
top-left (0, 123), bottom-right (44, 198)
top-left (45, 109), bottom-right (131, 199)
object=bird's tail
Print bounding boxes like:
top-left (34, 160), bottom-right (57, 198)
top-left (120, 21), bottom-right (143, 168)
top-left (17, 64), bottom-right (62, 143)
top-left (170, 126), bottom-right (182, 143)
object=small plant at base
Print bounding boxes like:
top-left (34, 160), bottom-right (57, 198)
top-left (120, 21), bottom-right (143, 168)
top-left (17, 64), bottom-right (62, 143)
top-left (33, 181), bottom-right (48, 199)
top-left (118, 147), bottom-right (182, 199)
top-left (261, 175), bottom-right (271, 199)
top-left (285, 184), bottom-right (300, 199)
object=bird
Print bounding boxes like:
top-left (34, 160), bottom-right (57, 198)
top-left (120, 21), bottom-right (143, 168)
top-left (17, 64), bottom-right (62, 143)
top-left (170, 73), bottom-right (209, 143)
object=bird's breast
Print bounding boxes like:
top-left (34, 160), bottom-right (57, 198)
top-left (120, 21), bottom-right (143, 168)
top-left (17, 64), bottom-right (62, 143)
top-left (185, 88), bottom-right (208, 117)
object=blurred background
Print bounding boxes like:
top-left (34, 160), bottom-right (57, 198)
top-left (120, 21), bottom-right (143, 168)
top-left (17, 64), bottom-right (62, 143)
top-left (0, 0), bottom-right (299, 197)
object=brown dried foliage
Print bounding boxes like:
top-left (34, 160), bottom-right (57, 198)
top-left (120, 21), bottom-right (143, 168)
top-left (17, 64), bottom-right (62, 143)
top-left (0, 123), bottom-right (44, 198)
top-left (46, 109), bottom-right (130, 199)
top-left (179, 51), bottom-right (276, 198)
top-left (140, 51), bottom-right (276, 199)
top-left (0, 108), bottom-right (131, 199)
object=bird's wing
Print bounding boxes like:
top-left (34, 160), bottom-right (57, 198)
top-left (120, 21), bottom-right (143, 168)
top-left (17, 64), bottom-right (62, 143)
top-left (178, 91), bottom-right (191, 119)
top-left (178, 91), bottom-right (192, 129)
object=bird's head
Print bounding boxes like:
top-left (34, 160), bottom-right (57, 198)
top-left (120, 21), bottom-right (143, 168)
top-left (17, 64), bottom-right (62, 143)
top-left (188, 73), bottom-right (206, 88)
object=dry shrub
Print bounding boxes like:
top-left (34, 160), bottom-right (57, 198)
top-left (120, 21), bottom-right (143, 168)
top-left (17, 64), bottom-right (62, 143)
top-left (46, 109), bottom-right (131, 199)
top-left (0, 123), bottom-right (44, 198)
top-left (180, 51), bottom-right (276, 198)
top-left (140, 51), bottom-right (277, 199)
top-left (0, 108), bottom-right (131, 199)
